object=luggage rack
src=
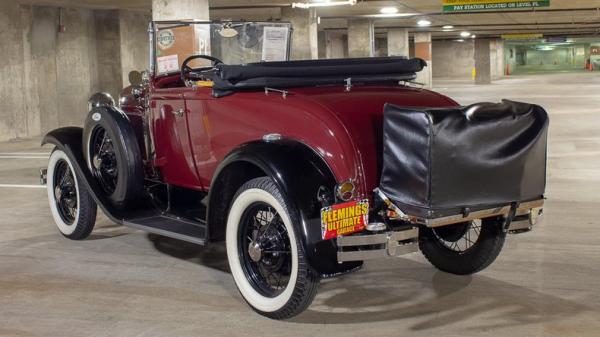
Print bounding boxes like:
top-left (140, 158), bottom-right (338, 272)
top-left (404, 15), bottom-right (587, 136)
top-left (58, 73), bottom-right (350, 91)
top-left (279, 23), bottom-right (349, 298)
top-left (375, 188), bottom-right (544, 228)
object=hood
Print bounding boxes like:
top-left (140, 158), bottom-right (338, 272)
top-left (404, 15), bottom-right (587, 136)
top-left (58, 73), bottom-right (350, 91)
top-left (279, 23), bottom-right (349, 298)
top-left (292, 85), bottom-right (459, 194)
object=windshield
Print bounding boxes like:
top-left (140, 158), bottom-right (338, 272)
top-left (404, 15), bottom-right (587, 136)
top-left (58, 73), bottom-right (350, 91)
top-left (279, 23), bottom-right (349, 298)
top-left (152, 21), bottom-right (292, 75)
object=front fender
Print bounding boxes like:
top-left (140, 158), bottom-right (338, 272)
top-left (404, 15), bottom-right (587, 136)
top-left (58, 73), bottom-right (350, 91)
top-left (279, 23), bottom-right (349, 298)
top-left (42, 127), bottom-right (127, 223)
top-left (208, 139), bottom-right (362, 277)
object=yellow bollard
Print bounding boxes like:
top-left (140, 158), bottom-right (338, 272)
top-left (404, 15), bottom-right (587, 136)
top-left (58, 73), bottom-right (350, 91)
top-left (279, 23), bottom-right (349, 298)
top-left (471, 67), bottom-right (477, 81)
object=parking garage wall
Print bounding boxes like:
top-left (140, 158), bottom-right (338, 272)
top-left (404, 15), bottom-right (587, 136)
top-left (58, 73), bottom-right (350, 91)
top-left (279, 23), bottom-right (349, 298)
top-left (0, 1), bottom-right (149, 142)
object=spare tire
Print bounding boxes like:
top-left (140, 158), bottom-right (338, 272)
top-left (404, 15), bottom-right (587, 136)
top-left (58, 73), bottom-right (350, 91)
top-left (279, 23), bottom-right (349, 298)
top-left (83, 107), bottom-right (144, 209)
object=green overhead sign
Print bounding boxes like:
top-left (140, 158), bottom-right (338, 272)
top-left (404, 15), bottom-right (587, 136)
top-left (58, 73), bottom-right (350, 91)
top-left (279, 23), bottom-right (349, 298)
top-left (443, 0), bottom-right (550, 12)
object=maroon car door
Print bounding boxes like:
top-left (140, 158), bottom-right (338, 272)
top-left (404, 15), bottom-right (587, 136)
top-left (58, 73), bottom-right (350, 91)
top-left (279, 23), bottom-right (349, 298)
top-left (150, 88), bottom-right (204, 190)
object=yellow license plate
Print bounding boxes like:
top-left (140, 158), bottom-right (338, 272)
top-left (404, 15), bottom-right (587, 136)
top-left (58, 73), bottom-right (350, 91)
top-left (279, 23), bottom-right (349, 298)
top-left (321, 199), bottom-right (369, 240)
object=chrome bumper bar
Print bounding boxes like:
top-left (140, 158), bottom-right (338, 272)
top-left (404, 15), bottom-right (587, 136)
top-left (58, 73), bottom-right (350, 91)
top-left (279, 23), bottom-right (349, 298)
top-left (337, 227), bottom-right (419, 262)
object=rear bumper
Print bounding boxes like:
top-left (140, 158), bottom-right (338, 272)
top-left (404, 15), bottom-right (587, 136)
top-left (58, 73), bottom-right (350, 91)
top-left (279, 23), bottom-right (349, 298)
top-left (336, 198), bottom-right (544, 262)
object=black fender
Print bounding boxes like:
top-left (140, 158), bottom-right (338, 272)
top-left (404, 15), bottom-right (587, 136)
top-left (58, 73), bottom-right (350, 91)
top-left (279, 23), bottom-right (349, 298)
top-left (42, 126), bottom-right (133, 224)
top-left (207, 138), bottom-right (362, 277)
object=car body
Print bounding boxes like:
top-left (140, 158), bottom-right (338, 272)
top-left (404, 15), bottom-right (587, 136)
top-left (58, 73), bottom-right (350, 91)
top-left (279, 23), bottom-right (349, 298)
top-left (42, 20), bottom-right (548, 319)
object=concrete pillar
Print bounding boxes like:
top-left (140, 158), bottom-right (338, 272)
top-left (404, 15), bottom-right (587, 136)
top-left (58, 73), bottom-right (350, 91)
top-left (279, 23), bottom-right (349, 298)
top-left (496, 39), bottom-right (505, 78)
top-left (387, 29), bottom-right (409, 57)
top-left (152, 0), bottom-right (208, 20)
top-left (317, 30), bottom-right (326, 59)
top-left (119, 10), bottom-right (151, 87)
top-left (474, 38), bottom-right (492, 84)
top-left (325, 32), bottom-right (347, 58)
top-left (414, 32), bottom-right (432, 88)
top-left (347, 19), bottom-right (374, 57)
top-left (281, 7), bottom-right (318, 60)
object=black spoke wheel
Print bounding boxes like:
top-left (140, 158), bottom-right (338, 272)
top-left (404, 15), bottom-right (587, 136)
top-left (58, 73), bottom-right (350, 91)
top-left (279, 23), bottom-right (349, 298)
top-left (53, 159), bottom-right (78, 225)
top-left (89, 126), bottom-right (118, 195)
top-left (432, 220), bottom-right (482, 253)
top-left (226, 177), bottom-right (319, 319)
top-left (420, 217), bottom-right (506, 275)
top-left (83, 107), bottom-right (144, 208)
top-left (47, 148), bottom-right (97, 240)
top-left (238, 203), bottom-right (292, 298)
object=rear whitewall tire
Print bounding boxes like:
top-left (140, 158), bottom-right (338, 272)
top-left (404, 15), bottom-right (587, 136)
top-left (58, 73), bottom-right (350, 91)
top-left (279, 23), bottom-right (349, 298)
top-left (47, 149), bottom-right (97, 240)
top-left (226, 177), bottom-right (319, 319)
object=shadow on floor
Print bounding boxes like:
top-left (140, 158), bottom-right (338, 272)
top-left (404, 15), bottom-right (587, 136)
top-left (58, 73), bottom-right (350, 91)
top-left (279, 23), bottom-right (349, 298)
top-left (147, 233), bottom-right (230, 273)
top-left (145, 233), bottom-right (588, 330)
top-left (293, 260), bottom-right (588, 329)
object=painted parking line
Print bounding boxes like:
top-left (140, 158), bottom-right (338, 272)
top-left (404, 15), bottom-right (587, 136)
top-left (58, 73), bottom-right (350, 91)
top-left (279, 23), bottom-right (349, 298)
top-left (0, 153), bottom-right (50, 156)
top-left (0, 184), bottom-right (46, 189)
top-left (0, 156), bottom-right (49, 159)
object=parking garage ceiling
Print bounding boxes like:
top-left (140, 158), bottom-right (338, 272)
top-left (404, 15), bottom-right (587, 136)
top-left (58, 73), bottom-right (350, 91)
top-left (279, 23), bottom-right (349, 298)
top-left (16, 0), bottom-right (600, 38)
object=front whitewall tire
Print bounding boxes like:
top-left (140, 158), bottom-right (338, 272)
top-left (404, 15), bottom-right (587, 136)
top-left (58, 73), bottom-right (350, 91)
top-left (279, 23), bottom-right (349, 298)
top-left (47, 148), bottom-right (97, 240)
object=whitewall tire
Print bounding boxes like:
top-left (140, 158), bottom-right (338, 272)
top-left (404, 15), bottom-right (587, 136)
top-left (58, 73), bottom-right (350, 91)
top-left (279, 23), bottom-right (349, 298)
top-left (47, 148), bottom-right (97, 240)
top-left (226, 177), bottom-right (319, 319)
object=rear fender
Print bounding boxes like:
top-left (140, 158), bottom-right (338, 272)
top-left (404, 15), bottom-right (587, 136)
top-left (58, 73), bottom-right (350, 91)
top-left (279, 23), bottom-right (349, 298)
top-left (207, 139), bottom-right (362, 276)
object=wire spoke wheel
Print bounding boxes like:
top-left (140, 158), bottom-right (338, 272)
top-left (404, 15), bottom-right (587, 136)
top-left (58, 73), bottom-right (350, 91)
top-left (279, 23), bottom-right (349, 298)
top-left (53, 159), bottom-right (77, 225)
top-left (432, 220), bottom-right (482, 253)
top-left (238, 202), bottom-right (292, 298)
top-left (89, 126), bottom-right (118, 194)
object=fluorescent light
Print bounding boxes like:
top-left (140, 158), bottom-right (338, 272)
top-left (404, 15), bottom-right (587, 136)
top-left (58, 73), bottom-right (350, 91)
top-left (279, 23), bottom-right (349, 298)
top-left (292, 0), bottom-right (356, 8)
top-left (380, 6), bottom-right (398, 14)
top-left (417, 19), bottom-right (432, 27)
top-left (455, 39), bottom-right (465, 42)
top-left (442, 25), bottom-right (454, 29)
top-left (460, 31), bottom-right (471, 37)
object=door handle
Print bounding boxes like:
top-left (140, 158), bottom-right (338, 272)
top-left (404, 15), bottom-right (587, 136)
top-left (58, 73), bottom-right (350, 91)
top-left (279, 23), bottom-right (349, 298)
top-left (173, 108), bottom-right (185, 117)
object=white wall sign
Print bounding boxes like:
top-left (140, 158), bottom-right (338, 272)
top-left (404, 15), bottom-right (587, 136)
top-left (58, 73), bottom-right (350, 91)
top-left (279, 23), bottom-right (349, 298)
top-left (261, 27), bottom-right (289, 62)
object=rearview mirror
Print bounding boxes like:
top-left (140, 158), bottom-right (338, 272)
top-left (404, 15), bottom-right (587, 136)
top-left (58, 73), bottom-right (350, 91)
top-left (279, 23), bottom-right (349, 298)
top-left (128, 70), bottom-right (143, 87)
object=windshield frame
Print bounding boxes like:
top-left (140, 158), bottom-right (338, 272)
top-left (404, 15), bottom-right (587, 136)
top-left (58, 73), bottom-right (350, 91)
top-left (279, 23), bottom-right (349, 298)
top-left (148, 20), bottom-right (293, 77)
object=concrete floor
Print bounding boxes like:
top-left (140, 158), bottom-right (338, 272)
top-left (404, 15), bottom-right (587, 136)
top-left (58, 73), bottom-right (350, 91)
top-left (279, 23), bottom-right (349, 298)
top-left (1, 72), bottom-right (599, 337)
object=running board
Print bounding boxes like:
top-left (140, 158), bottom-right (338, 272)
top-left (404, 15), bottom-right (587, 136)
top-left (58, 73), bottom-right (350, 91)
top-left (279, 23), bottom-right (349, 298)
top-left (123, 214), bottom-right (207, 245)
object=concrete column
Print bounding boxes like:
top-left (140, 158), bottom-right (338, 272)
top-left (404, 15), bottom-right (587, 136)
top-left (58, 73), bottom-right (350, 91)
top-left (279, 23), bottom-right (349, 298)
top-left (152, 0), bottom-right (208, 20)
top-left (317, 30), bottom-right (326, 59)
top-left (474, 38), bottom-right (492, 84)
top-left (414, 32), bottom-right (432, 88)
top-left (347, 19), bottom-right (374, 57)
top-left (496, 39), bottom-right (505, 78)
top-left (325, 32), bottom-right (347, 58)
top-left (387, 28), bottom-right (409, 57)
top-left (119, 10), bottom-right (151, 87)
top-left (281, 7), bottom-right (318, 60)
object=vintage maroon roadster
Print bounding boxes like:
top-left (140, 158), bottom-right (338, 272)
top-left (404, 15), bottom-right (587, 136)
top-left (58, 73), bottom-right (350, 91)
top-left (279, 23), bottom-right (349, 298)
top-left (42, 20), bottom-right (548, 319)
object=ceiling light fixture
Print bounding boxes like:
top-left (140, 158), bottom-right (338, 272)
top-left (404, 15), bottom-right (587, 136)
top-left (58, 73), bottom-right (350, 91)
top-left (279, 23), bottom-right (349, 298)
top-left (417, 19), bottom-right (432, 26)
top-left (380, 6), bottom-right (398, 14)
top-left (442, 25), bottom-right (454, 29)
top-left (455, 39), bottom-right (465, 42)
top-left (471, 34), bottom-right (477, 38)
top-left (292, 0), bottom-right (357, 9)
top-left (460, 31), bottom-right (471, 37)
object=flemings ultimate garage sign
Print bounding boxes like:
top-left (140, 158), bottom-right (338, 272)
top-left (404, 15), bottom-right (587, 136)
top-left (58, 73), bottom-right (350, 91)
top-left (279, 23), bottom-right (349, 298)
top-left (443, 0), bottom-right (550, 12)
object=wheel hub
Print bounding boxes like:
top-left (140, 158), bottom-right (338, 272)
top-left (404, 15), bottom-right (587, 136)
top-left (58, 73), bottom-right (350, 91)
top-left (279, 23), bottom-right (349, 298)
top-left (93, 154), bottom-right (103, 170)
top-left (248, 241), bottom-right (262, 262)
top-left (54, 186), bottom-right (62, 200)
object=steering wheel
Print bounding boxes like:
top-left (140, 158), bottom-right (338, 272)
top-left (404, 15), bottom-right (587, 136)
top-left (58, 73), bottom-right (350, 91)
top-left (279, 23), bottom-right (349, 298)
top-left (180, 55), bottom-right (224, 84)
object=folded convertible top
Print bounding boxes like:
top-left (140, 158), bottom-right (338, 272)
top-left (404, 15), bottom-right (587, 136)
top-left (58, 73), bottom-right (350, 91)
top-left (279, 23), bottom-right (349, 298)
top-left (212, 57), bottom-right (426, 96)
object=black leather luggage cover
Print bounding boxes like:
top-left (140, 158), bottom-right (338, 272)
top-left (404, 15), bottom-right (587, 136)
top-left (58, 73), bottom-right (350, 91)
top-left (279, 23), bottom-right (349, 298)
top-left (380, 100), bottom-right (549, 218)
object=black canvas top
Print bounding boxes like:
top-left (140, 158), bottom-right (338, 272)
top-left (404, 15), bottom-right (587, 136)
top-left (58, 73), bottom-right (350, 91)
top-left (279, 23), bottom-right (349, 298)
top-left (211, 57), bottom-right (426, 96)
